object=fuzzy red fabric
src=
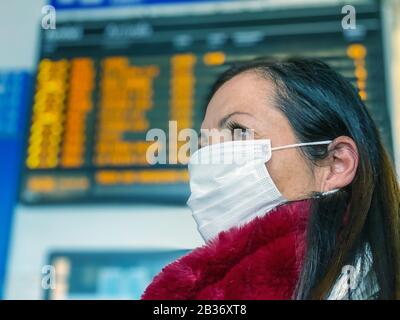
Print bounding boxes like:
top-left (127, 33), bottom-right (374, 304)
top-left (141, 200), bottom-right (311, 300)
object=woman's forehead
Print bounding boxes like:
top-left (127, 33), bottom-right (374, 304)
top-left (202, 72), bottom-right (275, 129)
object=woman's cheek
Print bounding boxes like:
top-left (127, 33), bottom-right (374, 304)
top-left (266, 151), bottom-right (315, 200)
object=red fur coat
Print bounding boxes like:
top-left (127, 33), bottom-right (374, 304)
top-left (142, 200), bottom-right (311, 300)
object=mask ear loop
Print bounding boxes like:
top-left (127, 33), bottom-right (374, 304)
top-left (271, 140), bottom-right (333, 151)
top-left (317, 188), bottom-right (340, 198)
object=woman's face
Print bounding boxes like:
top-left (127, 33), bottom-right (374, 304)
top-left (201, 71), bottom-right (323, 201)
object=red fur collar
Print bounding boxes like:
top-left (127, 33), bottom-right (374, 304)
top-left (142, 200), bottom-right (311, 300)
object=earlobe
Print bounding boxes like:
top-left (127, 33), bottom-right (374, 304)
top-left (323, 136), bottom-right (359, 191)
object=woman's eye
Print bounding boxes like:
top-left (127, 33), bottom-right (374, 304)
top-left (225, 120), bottom-right (254, 140)
top-left (231, 127), bottom-right (254, 140)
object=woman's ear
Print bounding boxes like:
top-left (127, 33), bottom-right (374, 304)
top-left (321, 136), bottom-right (359, 192)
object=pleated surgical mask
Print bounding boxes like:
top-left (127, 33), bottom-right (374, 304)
top-left (187, 139), bottom-right (332, 242)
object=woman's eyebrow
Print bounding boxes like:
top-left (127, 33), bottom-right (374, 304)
top-left (218, 111), bottom-right (253, 128)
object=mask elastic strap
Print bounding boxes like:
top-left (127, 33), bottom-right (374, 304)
top-left (271, 140), bottom-right (332, 152)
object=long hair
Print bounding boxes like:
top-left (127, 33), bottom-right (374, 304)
top-left (206, 57), bottom-right (400, 299)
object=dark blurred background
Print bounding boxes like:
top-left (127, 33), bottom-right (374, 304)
top-left (0, 0), bottom-right (399, 299)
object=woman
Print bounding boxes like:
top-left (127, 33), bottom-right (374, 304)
top-left (142, 57), bottom-right (400, 299)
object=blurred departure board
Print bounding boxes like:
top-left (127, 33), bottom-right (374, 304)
top-left (20, 3), bottom-right (393, 204)
top-left (44, 250), bottom-right (189, 300)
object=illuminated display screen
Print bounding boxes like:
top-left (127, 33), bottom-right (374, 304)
top-left (43, 250), bottom-right (189, 300)
top-left (20, 3), bottom-right (393, 204)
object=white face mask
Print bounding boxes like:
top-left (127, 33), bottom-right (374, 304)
top-left (187, 139), bottom-right (332, 242)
